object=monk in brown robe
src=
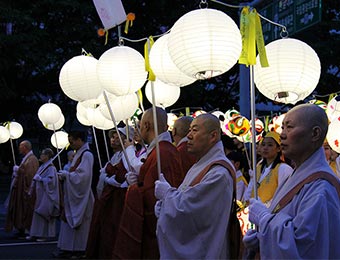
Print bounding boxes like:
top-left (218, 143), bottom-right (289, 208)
top-left (113, 107), bottom-right (184, 259)
top-left (5, 140), bottom-right (39, 238)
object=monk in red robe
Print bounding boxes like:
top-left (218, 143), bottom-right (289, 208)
top-left (113, 107), bottom-right (184, 259)
top-left (172, 116), bottom-right (197, 174)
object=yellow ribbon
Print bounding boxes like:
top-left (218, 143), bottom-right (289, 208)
top-left (144, 36), bottom-right (156, 81)
top-left (239, 7), bottom-right (269, 67)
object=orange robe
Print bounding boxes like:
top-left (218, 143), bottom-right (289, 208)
top-left (86, 160), bottom-right (127, 259)
top-left (177, 140), bottom-right (196, 175)
top-left (5, 153), bottom-right (39, 232)
top-left (113, 141), bottom-right (184, 259)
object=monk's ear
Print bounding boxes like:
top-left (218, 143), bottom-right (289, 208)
top-left (311, 126), bottom-right (322, 142)
top-left (210, 129), bottom-right (219, 142)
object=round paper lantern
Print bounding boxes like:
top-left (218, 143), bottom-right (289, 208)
top-left (254, 38), bottom-right (321, 104)
top-left (93, 108), bottom-right (114, 130)
top-left (145, 80), bottom-right (180, 108)
top-left (167, 113), bottom-right (178, 131)
top-left (192, 110), bottom-right (206, 118)
top-left (308, 99), bottom-right (327, 111)
top-left (0, 126), bottom-right (10, 143)
top-left (38, 103), bottom-right (63, 125)
top-left (272, 113), bottom-right (285, 134)
top-left (44, 114), bottom-right (65, 131)
top-left (5, 121), bottom-right (23, 139)
top-left (149, 34), bottom-right (196, 87)
top-left (99, 93), bottom-right (139, 122)
top-left (51, 131), bottom-right (69, 149)
top-left (97, 46), bottom-right (147, 96)
top-left (326, 95), bottom-right (340, 122)
top-left (225, 109), bottom-right (240, 121)
top-left (227, 116), bottom-right (250, 137)
top-left (76, 111), bottom-right (92, 126)
top-left (59, 55), bottom-right (103, 101)
top-left (326, 117), bottom-right (340, 153)
top-left (168, 8), bottom-right (242, 79)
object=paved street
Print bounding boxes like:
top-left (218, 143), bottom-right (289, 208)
top-left (0, 173), bottom-right (59, 259)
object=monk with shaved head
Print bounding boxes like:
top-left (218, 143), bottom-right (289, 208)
top-left (243, 104), bottom-right (340, 259)
top-left (113, 106), bottom-right (184, 259)
top-left (154, 113), bottom-right (236, 259)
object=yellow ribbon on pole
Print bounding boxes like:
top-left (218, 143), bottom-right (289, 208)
top-left (239, 7), bottom-right (269, 67)
top-left (144, 36), bottom-right (156, 81)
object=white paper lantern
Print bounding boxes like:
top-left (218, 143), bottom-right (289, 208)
top-left (38, 103), bottom-right (63, 125)
top-left (99, 93), bottom-right (139, 122)
top-left (167, 113), bottom-right (178, 131)
top-left (51, 131), bottom-right (69, 149)
top-left (59, 55), bottom-right (103, 102)
top-left (93, 108), bottom-right (115, 130)
top-left (168, 8), bottom-right (242, 80)
top-left (5, 121), bottom-right (23, 139)
top-left (44, 114), bottom-right (65, 131)
top-left (76, 111), bottom-right (92, 126)
top-left (149, 34), bottom-right (196, 87)
top-left (326, 117), bottom-right (340, 153)
top-left (326, 95), bottom-right (340, 122)
top-left (97, 46), bottom-right (147, 96)
top-left (254, 38), bottom-right (321, 104)
top-left (145, 80), bottom-right (180, 108)
top-left (0, 126), bottom-right (10, 143)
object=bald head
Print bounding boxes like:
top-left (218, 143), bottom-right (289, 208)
top-left (198, 113), bottom-right (221, 141)
top-left (289, 104), bottom-right (328, 147)
top-left (172, 116), bottom-right (193, 144)
top-left (19, 140), bottom-right (32, 155)
top-left (140, 107), bottom-right (168, 144)
top-left (280, 103), bottom-right (329, 167)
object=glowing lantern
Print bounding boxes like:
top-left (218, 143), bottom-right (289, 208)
top-left (145, 80), bottom-right (180, 108)
top-left (225, 109), bottom-right (240, 121)
top-left (76, 112), bottom-right (91, 126)
top-left (59, 55), bottom-right (103, 101)
top-left (227, 116), bottom-right (250, 137)
top-left (5, 121), bottom-right (23, 139)
top-left (254, 38), bottom-right (321, 104)
top-left (44, 114), bottom-right (65, 131)
top-left (308, 99), bottom-right (327, 111)
top-left (51, 131), bottom-right (69, 149)
top-left (168, 8), bottom-right (242, 79)
top-left (167, 113), bottom-right (178, 131)
top-left (272, 114), bottom-right (285, 134)
top-left (192, 110), bottom-right (206, 118)
top-left (38, 103), bottom-right (63, 125)
top-left (97, 46), bottom-right (147, 96)
top-left (93, 107), bottom-right (114, 130)
top-left (326, 95), bottom-right (340, 122)
top-left (0, 126), bottom-right (10, 143)
top-left (326, 117), bottom-right (340, 153)
top-left (149, 34), bottom-right (196, 87)
top-left (99, 93), bottom-right (139, 122)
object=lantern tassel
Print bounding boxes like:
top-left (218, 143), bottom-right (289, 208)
top-left (144, 37), bottom-right (156, 81)
top-left (239, 7), bottom-right (269, 67)
top-left (124, 13), bottom-right (135, 34)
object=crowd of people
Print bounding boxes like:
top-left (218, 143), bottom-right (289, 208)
top-left (3, 104), bottom-right (340, 259)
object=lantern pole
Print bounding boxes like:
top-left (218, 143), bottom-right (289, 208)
top-left (150, 81), bottom-right (161, 178)
top-left (92, 126), bottom-right (103, 169)
top-left (103, 90), bottom-right (132, 171)
top-left (52, 124), bottom-right (62, 171)
top-left (103, 129), bottom-right (110, 162)
top-left (250, 65), bottom-right (258, 200)
top-left (9, 138), bottom-right (16, 166)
